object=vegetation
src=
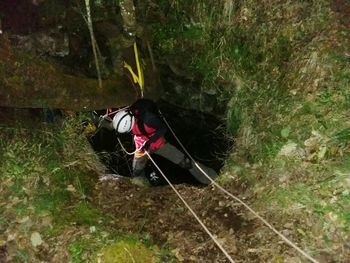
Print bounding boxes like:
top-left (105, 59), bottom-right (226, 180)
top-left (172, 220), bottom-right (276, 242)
top-left (1, 0), bottom-right (349, 261)
top-left (151, 0), bottom-right (350, 261)
top-left (0, 118), bottom-right (168, 262)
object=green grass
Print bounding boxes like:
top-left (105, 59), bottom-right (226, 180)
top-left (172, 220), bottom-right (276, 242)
top-left (13, 249), bottom-right (31, 263)
top-left (33, 188), bottom-right (70, 215)
top-left (72, 202), bottom-right (102, 226)
top-left (253, 156), bottom-right (350, 252)
top-left (69, 239), bottom-right (91, 263)
top-left (0, 120), bottom-right (172, 262)
top-left (151, 0), bottom-right (349, 260)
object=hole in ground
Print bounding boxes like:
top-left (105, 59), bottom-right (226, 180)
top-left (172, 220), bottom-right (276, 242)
top-left (89, 101), bottom-right (232, 186)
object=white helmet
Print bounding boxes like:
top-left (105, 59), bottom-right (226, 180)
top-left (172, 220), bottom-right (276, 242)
top-left (112, 110), bottom-right (134, 133)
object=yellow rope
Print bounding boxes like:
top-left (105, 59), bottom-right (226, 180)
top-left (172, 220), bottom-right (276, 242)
top-left (124, 42), bottom-right (144, 97)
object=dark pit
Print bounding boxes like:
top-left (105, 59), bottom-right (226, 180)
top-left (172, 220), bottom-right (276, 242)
top-left (89, 101), bottom-right (232, 186)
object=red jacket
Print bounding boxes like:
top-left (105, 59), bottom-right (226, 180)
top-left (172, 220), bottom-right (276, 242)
top-left (132, 115), bottom-right (166, 151)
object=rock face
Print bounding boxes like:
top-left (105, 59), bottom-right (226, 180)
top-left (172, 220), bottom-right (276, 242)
top-left (0, 0), bottom-right (161, 110)
top-left (0, 36), bottom-right (160, 111)
top-left (10, 29), bottom-right (69, 57)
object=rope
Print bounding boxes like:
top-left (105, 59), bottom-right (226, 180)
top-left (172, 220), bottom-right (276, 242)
top-left (103, 106), bottom-right (130, 118)
top-left (117, 137), bottom-right (145, 155)
top-left (84, 0), bottom-right (103, 89)
top-left (145, 151), bottom-right (236, 263)
top-left (161, 115), bottom-right (320, 263)
top-left (117, 139), bottom-right (235, 262)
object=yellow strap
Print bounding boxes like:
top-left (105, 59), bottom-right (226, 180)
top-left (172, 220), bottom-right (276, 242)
top-left (134, 42), bottom-right (143, 89)
top-left (124, 61), bottom-right (139, 83)
top-left (123, 42), bottom-right (144, 97)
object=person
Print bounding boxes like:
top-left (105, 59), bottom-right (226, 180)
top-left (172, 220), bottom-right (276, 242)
top-left (112, 98), bottom-right (193, 185)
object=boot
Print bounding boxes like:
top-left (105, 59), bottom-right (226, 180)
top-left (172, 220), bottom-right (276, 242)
top-left (179, 157), bottom-right (193, 170)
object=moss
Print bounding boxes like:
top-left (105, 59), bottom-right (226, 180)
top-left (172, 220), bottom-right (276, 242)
top-left (92, 240), bottom-right (159, 263)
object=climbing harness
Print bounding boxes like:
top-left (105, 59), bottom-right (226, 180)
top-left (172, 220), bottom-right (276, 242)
top-left (124, 42), bottom-right (144, 97)
top-left (160, 114), bottom-right (320, 263)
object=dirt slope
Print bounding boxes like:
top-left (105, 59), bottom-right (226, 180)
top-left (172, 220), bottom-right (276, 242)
top-left (93, 176), bottom-right (305, 263)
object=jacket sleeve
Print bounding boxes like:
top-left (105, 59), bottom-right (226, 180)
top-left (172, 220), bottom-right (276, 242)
top-left (143, 113), bottom-right (167, 144)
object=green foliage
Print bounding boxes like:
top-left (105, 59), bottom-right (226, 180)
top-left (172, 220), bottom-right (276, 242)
top-left (226, 105), bottom-right (241, 135)
top-left (152, 26), bottom-right (178, 55)
top-left (69, 239), bottom-right (90, 263)
top-left (13, 249), bottom-right (31, 263)
top-left (182, 26), bottom-right (204, 40)
top-left (190, 49), bottom-right (220, 83)
top-left (152, 0), bottom-right (349, 259)
top-left (72, 203), bottom-right (102, 226)
top-left (0, 120), bottom-right (169, 262)
top-left (151, 0), bottom-right (345, 153)
top-left (33, 188), bottom-right (70, 215)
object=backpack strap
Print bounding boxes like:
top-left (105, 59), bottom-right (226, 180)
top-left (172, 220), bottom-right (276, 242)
top-left (137, 117), bottom-right (151, 138)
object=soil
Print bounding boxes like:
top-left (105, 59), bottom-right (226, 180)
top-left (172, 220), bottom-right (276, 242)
top-left (92, 176), bottom-right (288, 263)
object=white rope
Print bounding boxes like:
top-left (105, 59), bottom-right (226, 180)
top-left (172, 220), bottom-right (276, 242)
top-left (117, 139), bottom-right (235, 261)
top-left (145, 151), bottom-right (236, 263)
top-left (117, 138), bottom-right (145, 155)
top-left (161, 115), bottom-right (320, 263)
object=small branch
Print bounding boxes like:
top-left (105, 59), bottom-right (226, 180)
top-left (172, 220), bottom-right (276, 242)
top-left (85, 0), bottom-right (103, 89)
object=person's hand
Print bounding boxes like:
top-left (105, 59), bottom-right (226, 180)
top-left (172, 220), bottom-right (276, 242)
top-left (102, 115), bottom-right (112, 122)
top-left (98, 115), bottom-right (113, 130)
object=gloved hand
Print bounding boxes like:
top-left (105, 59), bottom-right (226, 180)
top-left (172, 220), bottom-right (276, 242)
top-left (98, 115), bottom-right (113, 130)
top-left (141, 140), bottom-right (151, 151)
top-left (101, 115), bottom-right (112, 122)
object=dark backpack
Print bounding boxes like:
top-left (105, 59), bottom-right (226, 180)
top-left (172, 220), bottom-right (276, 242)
top-left (129, 99), bottom-right (160, 137)
top-left (129, 99), bottom-right (159, 117)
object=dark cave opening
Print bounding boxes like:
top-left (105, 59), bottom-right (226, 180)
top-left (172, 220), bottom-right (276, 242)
top-left (89, 101), bottom-right (232, 186)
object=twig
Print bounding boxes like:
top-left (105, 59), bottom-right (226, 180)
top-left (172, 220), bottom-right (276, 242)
top-left (84, 0), bottom-right (103, 89)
